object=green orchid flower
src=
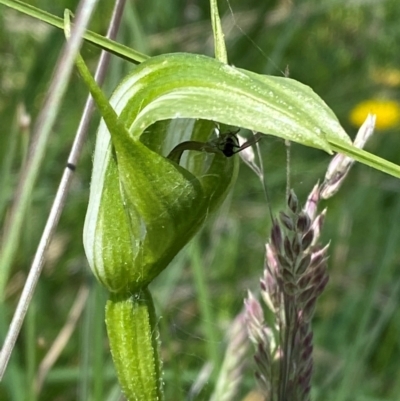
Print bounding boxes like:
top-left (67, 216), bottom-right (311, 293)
top-left (83, 115), bottom-right (238, 294)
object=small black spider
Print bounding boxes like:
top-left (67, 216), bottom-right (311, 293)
top-left (217, 130), bottom-right (261, 157)
top-left (167, 129), bottom-right (261, 164)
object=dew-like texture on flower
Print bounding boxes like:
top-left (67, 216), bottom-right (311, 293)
top-left (349, 99), bottom-right (400, 130)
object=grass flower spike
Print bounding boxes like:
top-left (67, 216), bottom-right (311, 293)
top-left (246, 188), bottom-right (329, 401)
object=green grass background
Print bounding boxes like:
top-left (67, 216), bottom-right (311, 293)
top-left (1, 0), bottom-right (400, 400)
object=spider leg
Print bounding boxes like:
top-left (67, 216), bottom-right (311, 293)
top-left (232, 132), bottom-right (262, 154)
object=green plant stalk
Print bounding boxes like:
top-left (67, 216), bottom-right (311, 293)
top-left (329, 139), bottom-right (400, 179)
top-left (106, 289), bottom-right (163, 401)
top-left (0, 0), bottom-right (148, 64)
top-left (210, 0), bottom-right (227, 63)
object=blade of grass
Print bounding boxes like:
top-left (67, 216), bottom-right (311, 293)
top-left (0, 0), bottom-right (124, 380)
top-left (0, 105), bottom-right (28, 222)
top-left (0, 0), bottom-right (148, 64)
top-left (210, 0), bottom-right (227, 63)
top-left (190, 238), bottom-right (221, 377)
top-left (328, 139), bottom-right (400, 179)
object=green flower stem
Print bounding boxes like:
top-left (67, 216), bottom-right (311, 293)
top-left (329, 139), bottom-right (400, 179)
top-left (210, 0), bottom-right (227, 63)
top-left (106, 288), bottom-right (163, 401)
top-left (0, 0), bottom-right (148, 64)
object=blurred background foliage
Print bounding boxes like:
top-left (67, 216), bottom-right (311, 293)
top-left (1, 0), bottom-right (400, 400)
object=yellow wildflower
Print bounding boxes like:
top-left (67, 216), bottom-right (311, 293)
top-left (349, 99), bottom-right (400, 130)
